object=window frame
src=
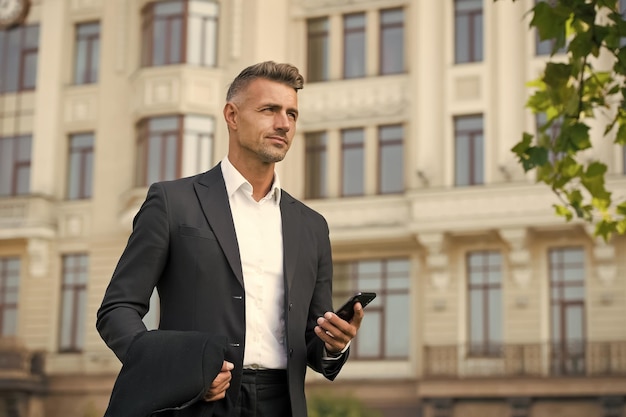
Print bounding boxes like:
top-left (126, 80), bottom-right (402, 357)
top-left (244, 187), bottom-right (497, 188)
top-left (548, 247), bottom-right (586, 376)
top-left (343, 12), bottom-right (367, 79)
top-left (466, 251), bottom-right (503, 358)
top-left (454, 114), bottom-right (484, 186)
top-left (333, 258), bottom-right (410, 360)
top-left (73, 21), bottom-right (100, 85)
top-left (67, 132), bottom-right (95, 200)
top-left (59, 254), bottom-right (89, 353)
top-left (379, 8), bottom-right (405, 75)
top-left (0, 258), bottom-right (20, 337)
top-left (0, 135), bottom-right (32, 196)
top-left (0, 24), bottom-right (40, 93)
top-left (454, 0), bottom-right (483, 64)
top-left (306, 16), bottom-right (330, 82)
top-left (377, 124), bottom-right (404, 194)
top-left (304, 131), bottom-right (328, 199)
top-left (340, 128), bottom-right (365, 197)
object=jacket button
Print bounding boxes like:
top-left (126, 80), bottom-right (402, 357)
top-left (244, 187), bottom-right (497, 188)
top-left (289, 348), bottom-right (293, 357)
top-left (289, 303), bottom-right (293, 311)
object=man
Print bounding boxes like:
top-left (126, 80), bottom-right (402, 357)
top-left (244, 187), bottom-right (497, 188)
top-left (97, 61), bottom-right (364, 417)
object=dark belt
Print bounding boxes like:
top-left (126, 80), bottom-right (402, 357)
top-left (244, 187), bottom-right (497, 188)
top-left (241, 369), bottom-right (288, 385)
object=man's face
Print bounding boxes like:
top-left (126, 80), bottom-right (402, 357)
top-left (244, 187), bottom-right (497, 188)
top-left (227, 78), bottom-right (299, 164)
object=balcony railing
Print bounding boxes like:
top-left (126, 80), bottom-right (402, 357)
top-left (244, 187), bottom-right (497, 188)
top-left (424, 341), bottom-right (626, 378)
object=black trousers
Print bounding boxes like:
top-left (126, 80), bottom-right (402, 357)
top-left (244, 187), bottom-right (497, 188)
top-left (234, 369), bottom-right (291, 417)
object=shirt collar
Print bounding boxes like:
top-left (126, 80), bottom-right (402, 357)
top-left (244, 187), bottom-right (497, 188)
top-left (221, 156), bottom-right (282, 204)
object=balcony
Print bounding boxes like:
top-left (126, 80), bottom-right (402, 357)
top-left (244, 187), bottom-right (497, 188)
top-left (0, 195), bottom-right (56, 240)
top-left (423, 341), bottom-right (626, 379)
top-left (0, 338), bottom-right (45, 391)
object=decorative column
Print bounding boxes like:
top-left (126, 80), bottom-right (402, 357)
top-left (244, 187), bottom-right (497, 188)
top-left (420, 232), bottom-right (450, 310)
top-left (500, 227), bottom-right (531, 307)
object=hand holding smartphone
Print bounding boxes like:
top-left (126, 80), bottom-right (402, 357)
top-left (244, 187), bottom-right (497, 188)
top-left (335, 292), bottom-right (376, 321)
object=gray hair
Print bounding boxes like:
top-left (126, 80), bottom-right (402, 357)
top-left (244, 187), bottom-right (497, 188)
top-left (226, 61), bottom-right (304, 102)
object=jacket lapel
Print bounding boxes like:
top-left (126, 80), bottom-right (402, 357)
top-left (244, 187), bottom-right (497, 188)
top-left (193, 164), bottom-right (244, 288)
top-left (280, 192), bottom-right (301, 294)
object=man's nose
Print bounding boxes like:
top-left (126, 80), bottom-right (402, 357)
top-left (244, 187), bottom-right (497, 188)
top-left (274, 112), bottom-right (290, 131)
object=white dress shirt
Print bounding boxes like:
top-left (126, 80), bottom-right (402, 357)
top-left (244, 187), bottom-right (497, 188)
top-left (221, 157), bottom-right (287, 370)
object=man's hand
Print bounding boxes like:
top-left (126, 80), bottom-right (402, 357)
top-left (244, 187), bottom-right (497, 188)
top-left (314, 302), bottom-right (364, 355)
top-left (203, 361), bottom-right (233, 402)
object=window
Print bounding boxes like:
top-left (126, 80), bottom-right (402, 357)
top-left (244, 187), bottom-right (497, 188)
top-left (467, 251), bottom-right (502, 357)
top-left (0, 258), bottom-right (20, 337)
top-left (0, 135), bottom-right (31, 196)
top-left (60, 254), bottom-right (88, 352)
top-left (0, 24), bottom-right (39, 93)
top-left (454, 0), bottom-right (483, 63)
top-left (535, 0), bottom-right (568, 55)
top-left (307, 17), bottom-right (329, 82)
top-left (549, 247), bottom-right (586, 375)
top-left (304, 131), bottom-right (327, 199)
top-left (67, 133), bottom-right (94, 200)
top-left (341, 128), bottom-right (365, 196)
top-left (454, 115), bottom-right (484, 186)
top-left (343, 13), bottom-right (366, 79)
top-left (74, 22), bottom-right (100, 84)
top-left (333, 258), bottom-right (410, 359)
top-left (380, 8), bottom-right (404, 75)
top-left (141, 0), bottom-right (219, 67)
top-left (378, 124), bottom-right (404, 194)
top-left (136, 115), bottom-right (214, 186)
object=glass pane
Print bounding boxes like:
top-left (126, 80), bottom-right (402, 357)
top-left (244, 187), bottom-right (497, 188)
top-left (564, 286), bottom-right (584, 300)
top-left (90, 37), bottom-right (100, 82)
top-left (489, 289), bottom-right (502, 342)
top-left (474, 14), bottom-right (484, 61)
top-left (154, 1), bottom-right (184, 16)
top-left (2, 309), bottom-right (17, 336)
top-left (455, 15), bottom-right (470, 63)
top-left (469, 291), bottom-right (484, 343)
top-left (170, 18), bottom-right (183, 63)
top-left (385, 294), bottom-right (409, 356)
top-left (551, 305), bottom-right (561, 341)
top-left (60, 291), bottom-right (73, 347)
top-left (341, 129), bottom-right (364, 195)
top-left (456, 115), bottom-right (483, 131)
top-left (5, 30), bottom-right (21, 91)
top-left (456, 0), bottom-right (483, 13)
top-left (74, 38), bottom-right (87, 84)
top-left (16, 166), bottom-right (30, 195)
top-left (68, 153), bottom-right (81, 200)
top-left (380, 144), bottom-right (403, 193)
top-left (152, 20), bottom-right (166, 65)
top-left (164, 134), bottom-right (178, 180)
top-left (307, 18), bottom-right (329, 82)
top-left (147, 136), bottom-right (162, 184)
top-left (23, 51), bottom-right (38, 89)
top-left (565, 305), bottom-right (583, 341)
top-left (473, 133), bottom-right (484, 184)
top-left (381, 25), bottom-right (404, 74)
top-left (150, 116), bottom-right (179, 132)
top-left (344, 14), bottom-right (366, 79)
top-left (357, 310), bottom-right (381, 357)
top-left (455, 134), bottom-right (470, 186)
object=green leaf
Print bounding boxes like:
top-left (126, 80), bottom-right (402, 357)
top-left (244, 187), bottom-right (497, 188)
top-left (565, 123), bottom-right (592, 150)
top-left (616, 123), bottom-right (626, 145)
top-left (554, 204), bottom-right (574, 221)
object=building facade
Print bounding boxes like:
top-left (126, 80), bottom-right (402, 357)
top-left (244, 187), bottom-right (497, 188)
top-left (0, 0), bottom-right (625, 416)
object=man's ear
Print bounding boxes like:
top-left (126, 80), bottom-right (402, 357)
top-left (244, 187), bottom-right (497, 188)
top-left (223, 102), bottom-right (238, 131)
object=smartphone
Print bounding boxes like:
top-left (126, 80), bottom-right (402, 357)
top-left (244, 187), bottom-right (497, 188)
top-left (335, 292), bottom-right (377, 321)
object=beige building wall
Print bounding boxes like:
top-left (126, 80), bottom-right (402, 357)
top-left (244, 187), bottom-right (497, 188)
top-left (0, 0), bottom-right (625, 416)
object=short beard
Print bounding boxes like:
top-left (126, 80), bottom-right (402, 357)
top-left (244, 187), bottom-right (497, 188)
top-left (258, 147), bottom-right (287, 163)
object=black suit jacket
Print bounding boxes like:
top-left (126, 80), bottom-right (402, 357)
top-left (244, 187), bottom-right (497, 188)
top-left (97, 163), bottom-right (348, 417)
